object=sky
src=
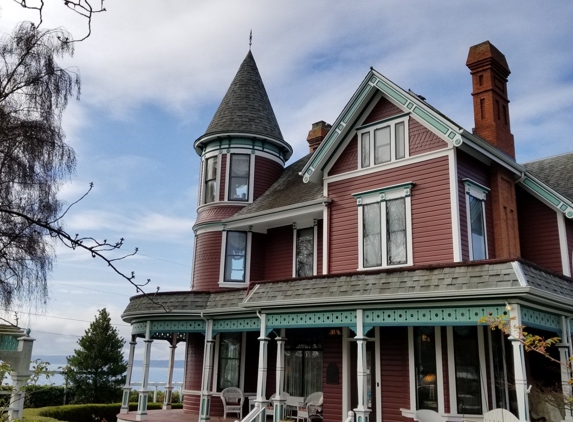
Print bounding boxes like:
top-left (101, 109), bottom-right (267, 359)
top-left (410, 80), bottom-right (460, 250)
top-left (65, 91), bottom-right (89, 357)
top-left (0, 1), bottom-right (572, 371)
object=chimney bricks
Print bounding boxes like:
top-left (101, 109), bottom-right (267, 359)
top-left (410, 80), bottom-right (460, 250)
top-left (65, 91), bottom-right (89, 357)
top-left (467, 41), bottom-right (515, 158)
top-left (307, 121), bottom-right (332, 153)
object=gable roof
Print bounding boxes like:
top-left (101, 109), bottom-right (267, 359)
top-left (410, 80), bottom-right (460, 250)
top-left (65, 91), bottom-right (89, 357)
top-left (523, 152), bottom-right (573, 202)
top-left (198, 51), bottom-right (284, 144)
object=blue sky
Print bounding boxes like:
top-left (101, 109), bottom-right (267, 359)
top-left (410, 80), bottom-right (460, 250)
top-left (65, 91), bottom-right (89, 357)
top-left (0, 1), bottom-right (572, 366)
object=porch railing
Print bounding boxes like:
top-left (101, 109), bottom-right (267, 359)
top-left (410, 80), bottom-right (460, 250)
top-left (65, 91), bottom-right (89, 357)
top-left (240, 403), bottom-right (267, 422)
top-left (129, 381), bottom-right (184, 403)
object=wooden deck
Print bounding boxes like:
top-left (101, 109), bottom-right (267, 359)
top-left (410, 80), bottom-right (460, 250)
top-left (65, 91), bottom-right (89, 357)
top-left (117, 409), bottom-right (240, 422)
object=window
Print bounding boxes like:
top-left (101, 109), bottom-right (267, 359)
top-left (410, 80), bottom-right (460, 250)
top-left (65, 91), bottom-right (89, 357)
top-left (285, 332), bottom-right (323, 397)
top-left (228, 154), bottom-right (250, 201)
top-left (204, 156), bottom-right (218, 204)
top-left (414, 327), bottom-right (438, 412)
top-left (296, 227), bottom-right (314, 277)
top-left (224, 231), bottom-right (247, 282)
top-left (355, 183), bottom-right (413, 269)
top-left (463, 179), bottom-right (489, 260)
top-left (217, 332), bottom-right (242, 390)
top-left (453, 327), bottom-right (482, 415)
top-left (359, 116), bottom-right (408, 169)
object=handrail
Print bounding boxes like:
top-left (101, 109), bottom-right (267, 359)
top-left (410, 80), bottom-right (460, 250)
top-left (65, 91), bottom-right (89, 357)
top-left (239, 404), bottom-right (267, 422)
top-left (345, 410), bottom-right (355, 422)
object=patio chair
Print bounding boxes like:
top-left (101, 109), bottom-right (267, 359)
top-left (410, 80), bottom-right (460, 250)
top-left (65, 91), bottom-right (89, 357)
top-left (414, 409), bottom-right (445, 422)
top-left (483, 409), bottom-right (519, 422)
top-left (297, 392), bottom-right (323, 422)
top-left (221, 387), bottom-right (244, 420)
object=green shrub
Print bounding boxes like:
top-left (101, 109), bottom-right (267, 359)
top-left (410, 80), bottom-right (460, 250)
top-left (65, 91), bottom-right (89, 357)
top-left (35, 402), bottom-right (182, 422)
top-left (24, 385), bottom-right (76, 408)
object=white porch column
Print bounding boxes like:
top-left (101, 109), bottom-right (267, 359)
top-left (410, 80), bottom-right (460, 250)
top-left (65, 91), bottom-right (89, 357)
top-left (273, 329), bottom-right (287, 422)
top-left (121, 336), bottom-right (137, 414)
top-left (199, 320), bottom-right (215, 422)
top-left (559, 316), bottom-right (573, 421)
top-left (354, 309), bottom-right (371, 422)
top-left (163, 333), bottom-right (178, 410)
top-left (508, 304), bottom-right (529, 422)
top-left (254, 312), bottom-right (270, 422)
top-left (137, 321), bottom-right (153, 421)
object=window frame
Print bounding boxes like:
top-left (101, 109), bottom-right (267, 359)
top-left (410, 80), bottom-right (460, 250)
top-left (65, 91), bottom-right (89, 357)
top-left (227, 153), bottom-right (251, 202)
top-left (219, 230), bottom-right (251, 286)
top-left (358, 115), bottom-right (409, 170)
top-left (463, 179), bottom-right (490, 261)
top-left (212, 331), bottom-right (247, 392)
top-left (202, 155), bottom-right (219, 205)
top-left (292, 223), bottom-right (318, 278)
top-left (354, 182), bottom-right (414, 270)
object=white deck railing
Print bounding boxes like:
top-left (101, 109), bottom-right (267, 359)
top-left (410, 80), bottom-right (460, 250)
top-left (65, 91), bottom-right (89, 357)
top-left (129, 382), bottom-right (184, 402)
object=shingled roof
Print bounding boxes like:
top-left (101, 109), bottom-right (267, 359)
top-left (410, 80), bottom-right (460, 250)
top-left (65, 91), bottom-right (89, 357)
top-left (201, 51), bottom-right (284, 142)
top-left (523, 152), bottom-right (573, 201)
top-left (233, 153), bottom-right (324, 217)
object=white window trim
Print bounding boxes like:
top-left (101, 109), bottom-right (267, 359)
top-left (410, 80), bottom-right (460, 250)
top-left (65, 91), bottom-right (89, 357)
top-left (201, 151), bottom-right (222, 205)
top-left (292, 222), bottom-right (318, 277)
top-left (355, 182), bottom-right (414, 270)
top-left (557, 211), bottom-right (572, 277)
top-left (225, 152), bottom-right (255, 203)
top-left (357, 114), bottom-right (410, 170)
top-left (219, 230), bottom-right (251, 287)
top-left (446, 326), bottom-right (488, 415)
top-left (463, 179), bottom-right (490, 260)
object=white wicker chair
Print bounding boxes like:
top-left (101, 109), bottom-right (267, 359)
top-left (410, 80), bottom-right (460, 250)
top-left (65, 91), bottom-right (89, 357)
top-left (221, 387), bottom-right (244, 420)
top-left (414, 409), bottom-right (445, 422)
top-left (297, 392), bottom-right (323, 422)
top-left (483, 409), bottom-right (519, 422)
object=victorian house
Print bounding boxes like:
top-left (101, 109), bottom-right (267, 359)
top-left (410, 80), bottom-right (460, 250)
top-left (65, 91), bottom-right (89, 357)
top-left (120, 41), bottom-right (573, 422)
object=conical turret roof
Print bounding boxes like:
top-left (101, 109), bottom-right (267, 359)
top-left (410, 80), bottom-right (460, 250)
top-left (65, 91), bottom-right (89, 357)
top-left (203, 51), bottom-right (284, 142)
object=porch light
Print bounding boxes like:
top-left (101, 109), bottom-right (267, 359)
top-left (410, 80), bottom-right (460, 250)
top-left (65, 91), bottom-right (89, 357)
top-left (505, 301), bottom-right (512, 311)
top-left (328, 329), bottom-right (342, 336)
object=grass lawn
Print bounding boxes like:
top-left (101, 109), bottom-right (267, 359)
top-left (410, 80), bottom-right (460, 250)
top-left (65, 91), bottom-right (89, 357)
top-left (22, 408), bottom-right (64, 422)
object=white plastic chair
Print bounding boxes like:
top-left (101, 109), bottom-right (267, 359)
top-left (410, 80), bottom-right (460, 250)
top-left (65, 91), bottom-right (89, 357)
top-left (414, 409), bottom-right (445, 422)
top-left (483, 409), bottom-right (519, 422)
top-left (297, 392), bottom-right (323, 422)
top-left (221, 387), bottom-right (244, 420)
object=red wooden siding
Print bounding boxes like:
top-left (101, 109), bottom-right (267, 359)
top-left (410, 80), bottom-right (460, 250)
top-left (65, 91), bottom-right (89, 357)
top-left (254, 156), bottom-right (284, 200)
top-left (329, 134), bottom-right (358, 176)
top-left (250, 232), bottom-right (267, 282)
top-left (567, 219), bottom-right (573, 275)
top-left (264, 225), bottom-right (293, 279)
top-left (195, 205), bottom-right (243, 225)
top-left (457, 150), bottom-right (495, 260)
top-left (363, 96), bottom-right (403, 125)
top-left (380, 327), bottom-right (410, 422)
top-left (328, 156), bottom-right (453, 273)
top-left (409, 118), bottom-right (448, 156)
top-left (316, 220), bottom-right (324, 275)
top-left (219, 154), bottom-right (227, 201)
top-left (322, 334), bottom-right (343, 422)
top-left (193, 231), bottom-right (222, 291)
top-left (516, 187), bottom-right (562, 273)
top-left (183, 333), bottom-right (204, 414)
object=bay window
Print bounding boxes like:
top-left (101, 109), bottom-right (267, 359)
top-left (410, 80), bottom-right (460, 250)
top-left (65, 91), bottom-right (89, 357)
top-left (355, 182), bottom-right (414, 269)
top-left (463, 179), bottom-right (489, 260)
top-left (228, 154), bottom-right (250, 201)
top-left (359, 115), bottom-right (408, 169)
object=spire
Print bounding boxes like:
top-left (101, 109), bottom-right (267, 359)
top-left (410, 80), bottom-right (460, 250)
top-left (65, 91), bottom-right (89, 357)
top-left (201, 51), bottom-right (284, 143)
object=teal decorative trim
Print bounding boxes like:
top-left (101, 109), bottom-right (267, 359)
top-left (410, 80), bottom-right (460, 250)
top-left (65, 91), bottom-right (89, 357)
top-left (412, 106), bottom-right (449, 134)
top-left (453, 138), bottom-right (463, 146)
top-left (406, 103), bottom-right (414, 110)
top-left (267, 311), bottom-right (357, 328)
top-left (152, 332), bottom-right (186, 341)
top-left (448, 132), bottom-right (456, 139)
top-left (375, 80), bottom-right (407, 106)
top-left (353, 182), bottom-right (414, 201)
top-left (522, 176), bottom-right (573, 219)
top-left (355, 112), bottom-right (410, 131)
top-left (213, 317), bottom-right (260, 332)
top-left (343, 85), bottom-right (372, 124)
top-left (521, 307), bottom-right (561, 333)
top-left (364, 306), bottom-right (507, 326)
top-left (0, 335), bottom-right (19, 351)
top-left (151, 320), bottom-right (205, 334)
top-left (132, 322), bottom-right (147, 336)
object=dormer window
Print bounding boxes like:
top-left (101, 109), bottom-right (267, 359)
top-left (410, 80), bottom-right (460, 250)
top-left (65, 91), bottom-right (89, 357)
top-left (358, 115), bottom-right (408, 169)
top-left (204, 156), bottom-right (218, 204)
top-left (228, 154), bottom-right (250, 201)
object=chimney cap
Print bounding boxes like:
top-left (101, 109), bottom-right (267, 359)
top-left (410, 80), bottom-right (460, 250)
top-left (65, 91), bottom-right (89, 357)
top-left (466, 40), bottom-right (510, 76)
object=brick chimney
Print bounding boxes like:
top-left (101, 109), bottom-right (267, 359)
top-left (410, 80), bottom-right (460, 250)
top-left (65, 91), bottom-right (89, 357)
top-left (307, 121), bottom-right (332, 153)
top-left (466, 41), bottom-right (515, 158)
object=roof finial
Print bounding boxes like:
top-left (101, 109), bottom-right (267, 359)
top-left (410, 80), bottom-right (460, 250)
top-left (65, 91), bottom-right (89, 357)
top-left (249, 30), bottom-right (252, 51)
